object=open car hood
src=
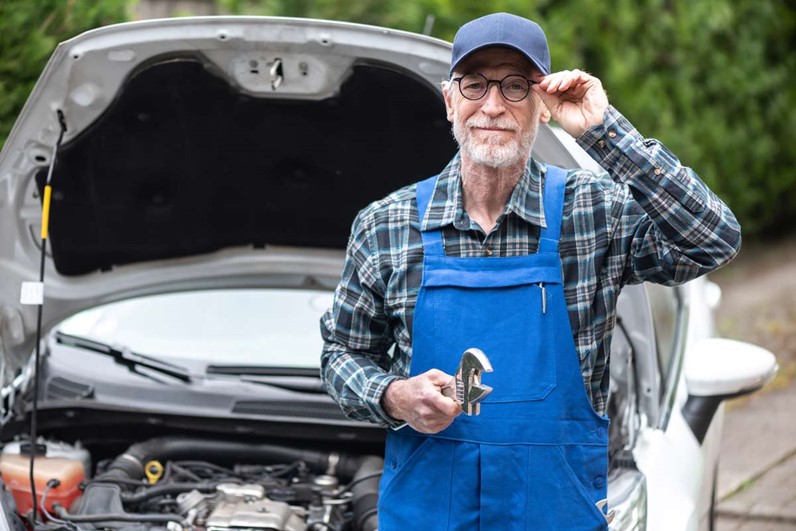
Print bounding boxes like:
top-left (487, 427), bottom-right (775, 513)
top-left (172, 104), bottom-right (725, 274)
top-left (0, 16), bottom-right (582, 382)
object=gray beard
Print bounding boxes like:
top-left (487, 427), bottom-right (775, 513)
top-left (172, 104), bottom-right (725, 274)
top-left (452, 117), bottom-right (538, 169)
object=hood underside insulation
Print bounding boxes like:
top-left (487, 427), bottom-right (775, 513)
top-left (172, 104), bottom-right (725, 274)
top-left (42, 57), bottom-right (456, 276)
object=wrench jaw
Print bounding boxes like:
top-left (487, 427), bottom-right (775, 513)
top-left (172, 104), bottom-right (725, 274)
top-left (464, 388), bottom-right (490, 415)
top-left (443, 348), bottom-right (494, 416)
top-left (465, 383), bottom-right (492, 415)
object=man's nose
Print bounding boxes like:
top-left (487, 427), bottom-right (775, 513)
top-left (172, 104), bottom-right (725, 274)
top-left (480, 84), bottom-right (506, 116)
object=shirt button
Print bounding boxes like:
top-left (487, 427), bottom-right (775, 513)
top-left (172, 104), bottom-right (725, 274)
top-left (597, 139), bottom-right (606, 148)
top-left (654, 168), bottom-right (663, 175)
top-left (485, 246), bottom-right (493, 256)
top-left (390, 459), bottom-right (397, 469)
top-left (597, 427), bottom-right (607, 439)
top-left (593, 476), bottom-right (605, 488)
top-left (607, 130), bottom-right (617, 138)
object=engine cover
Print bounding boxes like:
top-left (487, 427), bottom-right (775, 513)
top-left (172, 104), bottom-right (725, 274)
top-left (205, 484), bottom-right (304, 531)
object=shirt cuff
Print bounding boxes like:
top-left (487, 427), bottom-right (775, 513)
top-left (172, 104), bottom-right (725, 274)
top-left (575, 104), bottom-right (709, 216)
top-left (576, 105), bottom-right (640, 167)
top-left (364, 373), bottom-right (407, 429)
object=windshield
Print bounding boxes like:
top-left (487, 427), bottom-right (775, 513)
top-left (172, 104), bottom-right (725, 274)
top-left (56, 289), bottom-right (334, 369)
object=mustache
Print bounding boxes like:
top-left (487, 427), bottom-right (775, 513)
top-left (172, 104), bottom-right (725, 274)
top-left (465, 117), bottom-right (518, 131)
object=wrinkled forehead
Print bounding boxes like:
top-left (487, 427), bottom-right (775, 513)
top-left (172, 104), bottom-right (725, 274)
top-left (453, 47), bottom-right (540, 78)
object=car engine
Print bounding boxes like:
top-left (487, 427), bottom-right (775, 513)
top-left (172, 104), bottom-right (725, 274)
top-left (0, 437), bottom-right (381, 531)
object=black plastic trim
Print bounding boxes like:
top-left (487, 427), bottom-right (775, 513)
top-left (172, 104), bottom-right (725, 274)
top-left (682, 383), bottom-right (767, 444)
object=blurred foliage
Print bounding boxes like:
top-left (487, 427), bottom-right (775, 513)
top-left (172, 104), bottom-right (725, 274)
top-left (1, 0), bottom-right (794, 237)
top-left (0, 0), bottom-right (129, 146)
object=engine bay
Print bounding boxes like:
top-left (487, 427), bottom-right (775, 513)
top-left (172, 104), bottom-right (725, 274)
top-left (0, 437), bottom-right (381, 531)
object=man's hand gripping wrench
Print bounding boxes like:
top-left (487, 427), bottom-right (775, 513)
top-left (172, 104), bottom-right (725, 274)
top-left (441, 348), bottom-right (493, 415)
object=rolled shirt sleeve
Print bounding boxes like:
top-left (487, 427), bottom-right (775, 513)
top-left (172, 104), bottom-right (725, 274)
top-left (320, 210), bottom-right (406, 428)
top-left (577, 106), bottom-right (741, 285)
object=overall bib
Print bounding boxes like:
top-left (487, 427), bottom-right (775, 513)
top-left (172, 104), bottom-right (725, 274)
top-left (377, 166), bottom-right (610, 530)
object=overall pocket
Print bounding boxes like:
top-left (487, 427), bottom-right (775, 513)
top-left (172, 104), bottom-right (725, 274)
top-left (528, 446), bottom-right (608, 531)
top-left (439, 284), bottom-right (557, 403)
top-left (378, 436), bottom-right (456, 530)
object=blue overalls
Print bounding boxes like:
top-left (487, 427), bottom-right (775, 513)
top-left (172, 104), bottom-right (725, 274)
top-left (377, 166), bottom-right (610, 530)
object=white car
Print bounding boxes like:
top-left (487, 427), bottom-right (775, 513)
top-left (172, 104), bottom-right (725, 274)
top-left (0, 17), bottom-right (777, 531)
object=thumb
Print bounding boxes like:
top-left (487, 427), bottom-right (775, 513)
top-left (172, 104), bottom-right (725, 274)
top-left (424, 369), bottom-right (454, 387)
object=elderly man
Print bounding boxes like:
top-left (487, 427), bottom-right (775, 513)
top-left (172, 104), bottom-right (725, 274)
top-left (321, 12), bottom-right (740, 530)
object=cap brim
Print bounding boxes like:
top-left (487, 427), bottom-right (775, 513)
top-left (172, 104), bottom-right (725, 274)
top-left (450, 43), bottom-right (550, 77)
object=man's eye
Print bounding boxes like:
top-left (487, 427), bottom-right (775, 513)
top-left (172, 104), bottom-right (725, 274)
top-left (464, 81), bottom-right (485, 91)
top-left (505, 81), bottom-right (528, 91)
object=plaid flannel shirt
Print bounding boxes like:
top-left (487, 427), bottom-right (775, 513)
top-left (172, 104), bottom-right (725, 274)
top-left (320, 106), bottom-right (740, 428)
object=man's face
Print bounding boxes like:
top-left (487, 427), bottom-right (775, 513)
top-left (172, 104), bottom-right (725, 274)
top-left (445, 48), bottom-right (545, 169)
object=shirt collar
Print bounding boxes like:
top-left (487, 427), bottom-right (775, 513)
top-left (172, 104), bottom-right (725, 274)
top-left (420, 153), bottom-right (547, 232)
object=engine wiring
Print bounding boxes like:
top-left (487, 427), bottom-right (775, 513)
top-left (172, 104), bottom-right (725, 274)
top-left (91, 456), bottom-right (374, 530)
top-left (39, 481), bottom-right (79, 531)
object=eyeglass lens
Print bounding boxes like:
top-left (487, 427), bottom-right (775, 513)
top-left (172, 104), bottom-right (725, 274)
top-left (458, 74), bottom-right (531, 102)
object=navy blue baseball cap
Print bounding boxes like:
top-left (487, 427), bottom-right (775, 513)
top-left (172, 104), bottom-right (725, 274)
top-left (450, 13), bottom-right (551, 76)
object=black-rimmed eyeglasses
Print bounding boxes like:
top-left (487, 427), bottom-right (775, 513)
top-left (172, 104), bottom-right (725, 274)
top-left (452, 73), bottom-right (538, 102)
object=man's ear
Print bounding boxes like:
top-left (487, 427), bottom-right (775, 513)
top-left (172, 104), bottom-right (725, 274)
top-left (540, 106), bottom-right (551, 124)
top-left (443, 84), bottom-right (456, 123)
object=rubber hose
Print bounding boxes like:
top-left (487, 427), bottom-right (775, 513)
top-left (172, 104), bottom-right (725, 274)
top-left (98, 436), bottom-right (365, 481)
top-left (350, 456), bottom-right (383, 531)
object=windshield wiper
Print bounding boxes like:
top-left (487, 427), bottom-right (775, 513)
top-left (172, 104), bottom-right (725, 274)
top-left (206, 365), bottom-right (319, 377)
top-left (54, 332), bottom-right (192, 383)
top-left (206, 365), bottom-right (325, 393)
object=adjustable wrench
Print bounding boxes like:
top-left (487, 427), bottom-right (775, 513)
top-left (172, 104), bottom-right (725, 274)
top-left (441, 348), bottom-right (493, 415)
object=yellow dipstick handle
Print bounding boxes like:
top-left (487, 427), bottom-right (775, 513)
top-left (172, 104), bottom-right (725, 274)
top-left (144, 460), bottom-right (164, 484)
top-left (40, 185), bottom-right (52, 240)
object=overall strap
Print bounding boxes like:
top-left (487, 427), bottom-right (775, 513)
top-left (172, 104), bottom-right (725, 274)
top-left (415, 176), bottom-right (445, 257)
top-left (417, 167), bottom-right (568, 257)
top-left (538, 165), bottom-right (568, 253)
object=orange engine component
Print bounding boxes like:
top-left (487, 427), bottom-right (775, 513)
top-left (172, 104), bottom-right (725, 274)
top-left (0, 453), bottom-right (84, 518)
